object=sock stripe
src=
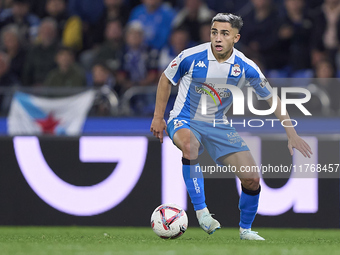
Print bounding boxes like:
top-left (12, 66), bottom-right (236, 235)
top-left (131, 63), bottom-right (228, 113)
top-left (182, 157), bottom-right (199, 165)
top-left (241, 185), bottom-right (261, 196)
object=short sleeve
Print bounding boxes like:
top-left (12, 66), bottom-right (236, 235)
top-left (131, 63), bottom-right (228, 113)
top-left (245, 63), bottom-right (273, 100)
top-left (164, 52), bottom-right (191, 86)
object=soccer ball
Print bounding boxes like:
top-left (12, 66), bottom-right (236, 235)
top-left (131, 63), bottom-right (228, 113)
top-left (150, 204), bottom-right (188, 239)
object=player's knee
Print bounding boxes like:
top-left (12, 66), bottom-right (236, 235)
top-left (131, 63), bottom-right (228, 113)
top-left (242, 178), bottom-right (260, 191)
top-left (182, 141), bottom-right (199, 160)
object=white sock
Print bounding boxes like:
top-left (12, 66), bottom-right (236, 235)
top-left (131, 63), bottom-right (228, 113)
top-left (240, 227), bottom-right (250, 233)
top-left (196, 207), bottom-right (209, 220)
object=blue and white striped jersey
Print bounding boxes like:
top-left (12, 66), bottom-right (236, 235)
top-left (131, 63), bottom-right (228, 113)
top-left (164, 42), bottom-right (272, 122)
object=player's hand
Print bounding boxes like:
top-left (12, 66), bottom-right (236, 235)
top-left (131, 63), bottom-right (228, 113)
top-left (288, 134), bottom-right (312, 158)
top-left (150, 117), bottom-right (168, 143)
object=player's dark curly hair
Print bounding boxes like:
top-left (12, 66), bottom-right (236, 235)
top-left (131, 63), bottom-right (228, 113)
top-left (211, 13), bottom-right (243, 31)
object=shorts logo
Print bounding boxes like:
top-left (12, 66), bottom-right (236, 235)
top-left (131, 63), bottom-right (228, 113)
top-left (174, 119), bottom-right (188, 129)
top-left (231, 64), bottom-right (241, 76)
top-left (227, 132), bottom-right (246, 145)
top-left (171, 60), bottom-right (177, 68)
top-left (195, 61), bottom-right (207, 68)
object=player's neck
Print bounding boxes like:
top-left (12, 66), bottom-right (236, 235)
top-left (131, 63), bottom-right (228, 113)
top-left (212, 47), bottom-right (233, 63)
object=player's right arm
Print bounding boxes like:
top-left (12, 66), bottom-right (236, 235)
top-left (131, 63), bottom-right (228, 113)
top-left (151, 51), bottom-right (188, 143)
top-left (150, 73), bottom-right (172, 143)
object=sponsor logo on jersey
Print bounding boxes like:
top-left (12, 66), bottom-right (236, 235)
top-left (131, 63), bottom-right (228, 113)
top-left (174, 119), bottom-right (188, 129)
top-left (195, 83), bottom-right (231, 106)
top-left (195, 61), bottom-right (207, 68)
top-left (231, 64), bottom-right (241, 76)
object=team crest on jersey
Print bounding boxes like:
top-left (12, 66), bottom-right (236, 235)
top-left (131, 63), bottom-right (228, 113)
top-left (171, 59), bottom-right (177, 68)
top-left (174, 119), bottom-right (188, 129)
top-left (195, 61), bottom-right (207, 68)
top-left (231, 64), bottom-right (241, 76)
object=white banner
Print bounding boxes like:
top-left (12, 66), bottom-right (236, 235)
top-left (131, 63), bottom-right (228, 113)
top-left (8, 90), bottom-right (96, 135)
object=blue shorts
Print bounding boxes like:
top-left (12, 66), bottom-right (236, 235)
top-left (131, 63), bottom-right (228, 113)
top-left (167, 118), bottom-right (249, 164)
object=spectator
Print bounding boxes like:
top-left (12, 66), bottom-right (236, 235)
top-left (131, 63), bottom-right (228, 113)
top-left (0, 51), bottom-right (19, 111)
top-left (68, 0), bottom-right (105, 49)
top-left (93, 19), bottom-right (123, 71)
top-left (311, 58), bottom-right (340, 113)
top-left (199, 21), bottom-right (211, 43)
top-left (45, 0), bottom-right (82, 51)
top-left (1, 0), bottom-right (14, 9)
top-left (104, 0), bottom-right (129, 25)
top-left (44, 47), bottom-right (86, 87)
top-left (129, 0), bottom-right (176, 50)
top-left (172, 0), bottom-right (215, 43)
top-left (80, 19), bottom-right (123, 72)
top-left (92, 0), bottom-right (130, 45)
top-left (117, 21), bottom-right (159, 93)
top-left (44, 0), bottom-right (68, 37)
top-left (22, 18), bottom-right (59, 86)
top-left (0, 0), bottom-right (40, 43)
top-left (1, 24), bottom-right (26, 79)
top-left (0, 51), bottom-right (19, 86)
top-left (90, 63), bottom-right (117, 116)
top-left (240, 0), bottom-right (285, 70)
top-left (159, 28), bottom-right (190, 71)
top-left (92, 63), bottom-right (116, 88)
top-left (310, 0), bottom-right (340, 67)
top-left (278, 0), bottom-right (313, 72)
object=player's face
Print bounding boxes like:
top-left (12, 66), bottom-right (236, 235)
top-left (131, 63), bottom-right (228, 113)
top-left (210, 22), bottom-right (240, 61)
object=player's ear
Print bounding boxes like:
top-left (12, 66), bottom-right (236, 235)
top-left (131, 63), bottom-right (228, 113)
top-left (234, 33), bottom-right (240, 43)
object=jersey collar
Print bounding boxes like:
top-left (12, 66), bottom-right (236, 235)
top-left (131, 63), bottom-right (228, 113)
top-left (207, 43), bottom-right (235, 64)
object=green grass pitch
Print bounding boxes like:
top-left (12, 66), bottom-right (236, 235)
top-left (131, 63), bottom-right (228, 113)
top-left (0, 227), bottom-right (340, 255)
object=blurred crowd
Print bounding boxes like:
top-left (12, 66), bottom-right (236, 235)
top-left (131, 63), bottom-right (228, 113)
top-left (0, 0), bottom-right (339, 115)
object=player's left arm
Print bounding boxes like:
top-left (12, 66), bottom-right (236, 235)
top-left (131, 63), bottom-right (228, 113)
top-left (266, 96), bottom-right (313, 158)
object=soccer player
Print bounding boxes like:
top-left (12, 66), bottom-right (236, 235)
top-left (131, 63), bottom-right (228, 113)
top-left (150, 13), bottom-right (312, 240)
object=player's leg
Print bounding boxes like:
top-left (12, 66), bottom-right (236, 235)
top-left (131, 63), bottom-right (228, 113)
top-left (173, 128), bottom-right (205, 211)
top-left (219, 151), bottom-right (264, 240)
top-left (173, 128), bottom-right (220, 234)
